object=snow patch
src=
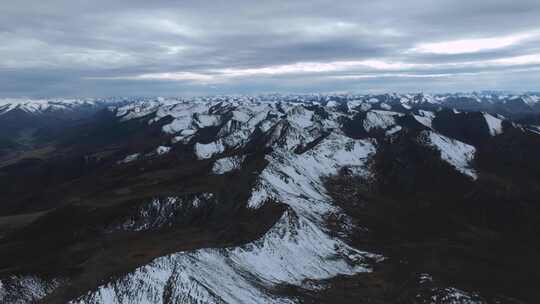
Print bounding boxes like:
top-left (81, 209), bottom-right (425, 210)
top-left (385, 125), bottom-right (402, 135)
top-left (212, 155), bottom-right (246, 174)
top-left (194, 114), bottom-right (221, 128)
top-left (155, 146), bottom-right (171, 155)
top-left (118, 153), bottom-right (140, 164)
top-left (380, 102), bottom-right (392, 110)
top-left (194, 141), bottom-right (225, 159)
top-left (420, 131), bottom-right (477, 179)
top-left (483, 113), bottom-right (503, 136)
top-left (363, 110), bottom-right (400, 131)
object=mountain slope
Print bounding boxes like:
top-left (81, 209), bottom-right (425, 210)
top-left (0, 94), bottom-right (539, 303)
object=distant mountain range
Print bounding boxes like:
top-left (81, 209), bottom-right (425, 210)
top-left (1, 92), bottom-right (540, 116)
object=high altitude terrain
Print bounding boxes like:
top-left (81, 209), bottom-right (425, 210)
top-left (1, 92), bottom-right (540, 304)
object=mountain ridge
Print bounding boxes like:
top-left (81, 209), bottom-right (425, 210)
top-left (0, 94), bottom-right (539, 303)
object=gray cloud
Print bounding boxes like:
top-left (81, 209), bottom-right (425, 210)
top-left (1, 0), bottom-right (540, 97)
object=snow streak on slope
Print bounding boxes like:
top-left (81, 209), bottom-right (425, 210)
top-left (414, 110), bottom-right (435, 128)
top-left (363, 110), bottom-right (401, 131)
top-left (420, 131), bottom-right (477, 179)
top-left (483, 113), bottom-right (503, 136)
top-left (118, 153), bottom-right (140, 164)
top-left (529, 125), bottom-right (540, 135)
top-left (212, 155), bottom-right (245, 174)
top-left (156, 145), bottom-right (170, 154)
top-left (248, 133), bottom-right (375, 211)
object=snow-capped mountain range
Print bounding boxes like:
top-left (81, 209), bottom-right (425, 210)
top-left (1, 93), bottom-right (540, 303)
top-left (1, 92), bottom-right (540, 117)
top-left (0, 98), bottom-right (107, 116)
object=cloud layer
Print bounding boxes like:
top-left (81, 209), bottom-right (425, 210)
top-left (2, 0), bottom-right (540, 96)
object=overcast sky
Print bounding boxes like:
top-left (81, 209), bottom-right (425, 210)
top-left (2, 0), bottom-right (540, 97)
